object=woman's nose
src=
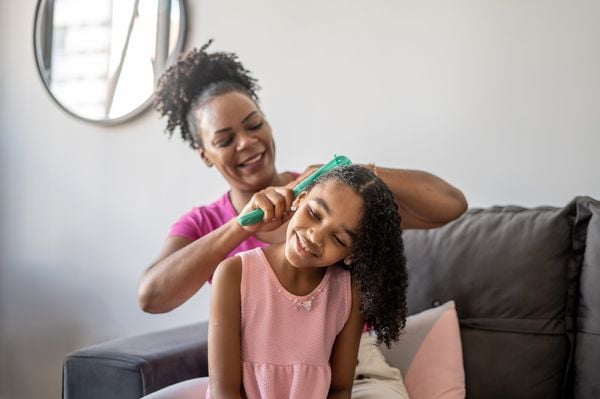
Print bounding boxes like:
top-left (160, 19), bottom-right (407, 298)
top-left (236, 131), bottom-right (258, 150)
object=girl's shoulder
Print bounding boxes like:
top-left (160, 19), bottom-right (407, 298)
top-left (213, 255), bottom-right (243, 289)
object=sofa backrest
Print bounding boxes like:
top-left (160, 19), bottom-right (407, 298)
top-left (402, 196), bottom-right (599, 399)
top-left (572, 197), bottom-right (600, 398)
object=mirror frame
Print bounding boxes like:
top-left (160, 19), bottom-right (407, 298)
top-left (33, 0), bottom-right (187, 125)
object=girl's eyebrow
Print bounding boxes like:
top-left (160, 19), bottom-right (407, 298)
top-left (313, 198), bottom-right (331, 214)
top-left (214, 111), bottom-right (258, 135)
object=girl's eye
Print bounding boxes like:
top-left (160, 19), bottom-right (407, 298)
top-left (333, 235), bottom-right (346, 247)
top-left (247, 122), bottom-right (263, 131)
top-left (308, 207), bottom-right (320, 221)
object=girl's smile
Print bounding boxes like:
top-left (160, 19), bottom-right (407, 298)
top-left (294, 231), bottom-right (321, 258)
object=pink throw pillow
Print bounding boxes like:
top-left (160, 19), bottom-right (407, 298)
top-left (379, 300), bottom-right (465, 399)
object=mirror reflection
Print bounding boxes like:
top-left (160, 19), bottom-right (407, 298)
top-left (34, 0), bottom-right (186, 124)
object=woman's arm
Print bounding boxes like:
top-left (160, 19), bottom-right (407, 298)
top-left (207, 256), bottom-right (243, 399)
top-left (372, 166), bottom-right (467, 229)
top-left (328, 281), bottom-right (364, 399)
top-left (138, 184), bottom-right (296, 314)
top-left (138, 218), bottom-right (251, 313)
top-left (300, 163), bottom-right (467, 229)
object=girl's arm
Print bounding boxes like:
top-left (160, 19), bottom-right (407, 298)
top-left (328, 281), bottom-right (364, 399)
top-left (374, 167), bottom-right (467, 229)
top-left (207, 255), bottom-right (243, 399)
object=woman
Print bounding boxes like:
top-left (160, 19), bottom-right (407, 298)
top-left (138, 41), bottom-right (467, 398)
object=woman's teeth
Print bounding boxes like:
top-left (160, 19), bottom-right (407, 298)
top-left (242, 153), bottom-right (262, 166)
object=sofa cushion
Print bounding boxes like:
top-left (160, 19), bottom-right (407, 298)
top-left (380, 300), bottom-right (465, 399)
top-left (573, 197), bottom-right (600, 399)
top-left (402, 200), bottom-right (581, 399)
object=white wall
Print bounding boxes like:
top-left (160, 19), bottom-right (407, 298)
top-left (1, 0), bottom-right (598, 398)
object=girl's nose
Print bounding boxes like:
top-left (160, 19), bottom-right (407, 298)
top-left (307, 227), bottom-right (324, 247)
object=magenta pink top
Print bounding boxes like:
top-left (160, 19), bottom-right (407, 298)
top-left (168, 173), bottom-right (300, 265)
top-left (169, 192), bottom-right (269, 257)
top-left (205, 248), bottom-right (352, 399)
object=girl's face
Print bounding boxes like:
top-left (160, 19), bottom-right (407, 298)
top-left (285, 181), bottom-right (363, 268)
top-left (195, 91), bottom-right (276, 192)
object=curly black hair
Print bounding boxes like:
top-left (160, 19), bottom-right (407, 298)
top-left (307, 165), bottom-right (408, 348)
top-left (154, 39), bottom-right (260, 149)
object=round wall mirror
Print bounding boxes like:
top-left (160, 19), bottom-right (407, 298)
top-left (34, 0), bottom-right (186, 124)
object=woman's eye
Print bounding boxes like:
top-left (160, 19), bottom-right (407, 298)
top-left (216, 138), bottom-right (233, 148)
top-left (308, 207), bottom-right (320, 221)
top-left (247, 122), bottom-right (263, 131)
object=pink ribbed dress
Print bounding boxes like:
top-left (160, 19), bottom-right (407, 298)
top-left (207, 247), bottom-right (352, 399)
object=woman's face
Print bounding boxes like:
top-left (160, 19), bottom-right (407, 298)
top-left (195, 91), bottom-right (276, 193)
top-left (285, 181), bottom-right (363, 269)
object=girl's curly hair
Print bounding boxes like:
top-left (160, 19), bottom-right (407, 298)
top-left (308, 165), bottom-right (408, 348)
top-left (154, 40), bottom-right (260, 149)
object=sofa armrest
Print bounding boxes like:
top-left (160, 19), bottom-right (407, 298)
top-left (62, 321), bottom-right (208, 399)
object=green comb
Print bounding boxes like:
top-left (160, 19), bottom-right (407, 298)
top-left (237, 155), bottom-right (352, 226)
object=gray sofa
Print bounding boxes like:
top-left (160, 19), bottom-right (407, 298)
top-left (63, 196), bottom-right (600, 399)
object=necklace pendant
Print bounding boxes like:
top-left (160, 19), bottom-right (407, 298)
top-left (300, 300), bottom-right (312, 311)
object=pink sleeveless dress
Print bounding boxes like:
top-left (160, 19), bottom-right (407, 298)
top-left (207, 247), bottom-right (352, 399)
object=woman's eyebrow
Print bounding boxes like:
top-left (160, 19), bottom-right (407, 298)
top-left (241, 111), bottom-right (258, 123)
top-left (213, 111), bottom-right (259, 135)
top-left (214, 127), bottom-right (232, 135)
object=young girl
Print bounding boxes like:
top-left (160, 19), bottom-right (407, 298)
top-left (207, 165), bottom-right (408, 399)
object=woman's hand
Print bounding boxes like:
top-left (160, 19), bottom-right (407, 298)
top-left (239, 186), bottom-right (296, 233)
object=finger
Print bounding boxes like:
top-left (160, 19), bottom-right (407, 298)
top-left (252, 192), bottom-right (275, 222)
top-left (264, 190), bottom-right (286, 221)
top-left (276, 188), bottom-right (295, 214)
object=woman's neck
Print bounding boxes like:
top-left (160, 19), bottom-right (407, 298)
top-left (264, 243), bottom-right (327, 297)
top-left (229, 171), bottom-right (294, 214)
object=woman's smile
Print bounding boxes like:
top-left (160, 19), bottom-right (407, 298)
top-left (238, 151), bottom-right (265, 171)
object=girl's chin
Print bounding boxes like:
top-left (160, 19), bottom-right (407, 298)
top-left (284, 245), bottom-right (307, 268)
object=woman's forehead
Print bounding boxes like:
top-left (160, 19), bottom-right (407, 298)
top-left (197, 92), bottom-right (259, 132)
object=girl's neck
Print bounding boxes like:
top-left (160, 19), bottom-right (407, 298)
top-left (264, 243), bottom-right (328, 297)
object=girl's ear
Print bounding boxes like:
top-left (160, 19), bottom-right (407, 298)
top-left (343, 257), bottom-right (352, 266)
top-left (291, 191), bottom-right (307, 211)
top-left (198, 149), bottom-right (213, 167)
